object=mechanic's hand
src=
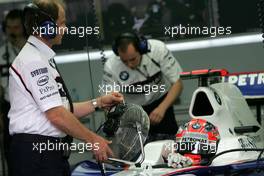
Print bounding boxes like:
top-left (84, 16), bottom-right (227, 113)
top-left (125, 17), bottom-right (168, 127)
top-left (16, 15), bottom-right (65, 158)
top-left (167, 153), bottom-right (193, 168)
top-left (98, 92), bottom-right (124, 110)
top-left (91, 134), bottom-right (114, 162)
top-left (149, 106), bottom-right (166, 125)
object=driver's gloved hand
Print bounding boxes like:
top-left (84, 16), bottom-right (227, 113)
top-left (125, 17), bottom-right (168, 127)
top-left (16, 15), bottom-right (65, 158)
top-left (167, 153), bottom-right (193, 168)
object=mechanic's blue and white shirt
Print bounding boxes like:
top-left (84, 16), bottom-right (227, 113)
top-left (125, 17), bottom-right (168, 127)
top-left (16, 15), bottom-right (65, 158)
top-left (102, 39), bottom-right (182, 106)
top-left (8, 36), bottom-right (69, 137)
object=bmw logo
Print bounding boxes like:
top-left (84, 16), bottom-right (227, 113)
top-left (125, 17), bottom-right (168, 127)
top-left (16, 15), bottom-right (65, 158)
top-left (192, 122), bottom-right (201, 129)
top-left (119, 71), bottom-right (129, 81)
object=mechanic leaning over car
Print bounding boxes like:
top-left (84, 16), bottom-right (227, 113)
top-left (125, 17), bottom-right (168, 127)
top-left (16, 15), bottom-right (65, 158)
top-left (102, 32), bottom-right (183, 142)
top-left (8, 0), bottom-right (123, 176)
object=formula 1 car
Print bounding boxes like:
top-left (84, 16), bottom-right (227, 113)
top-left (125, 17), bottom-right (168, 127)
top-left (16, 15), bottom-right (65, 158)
top-left (71, 69), bottom-right (264, 176)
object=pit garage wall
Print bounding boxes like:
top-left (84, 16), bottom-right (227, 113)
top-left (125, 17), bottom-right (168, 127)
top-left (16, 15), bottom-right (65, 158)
top-left (57, 41), bottom-right (264, 131)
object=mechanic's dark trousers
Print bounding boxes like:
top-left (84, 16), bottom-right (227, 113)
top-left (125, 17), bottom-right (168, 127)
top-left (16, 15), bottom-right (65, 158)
top-left (142, 93), bottom-right (178, 142)
top-left (9, 134), bottom-right (70, 176)
top-left (1, 98), bottom-right (11, 176)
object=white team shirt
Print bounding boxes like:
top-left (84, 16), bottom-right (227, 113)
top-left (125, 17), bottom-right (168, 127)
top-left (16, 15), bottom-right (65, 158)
top-left (8, 36), bottom-right (70, 137)
top-left (102, 39), bottom-right (182, 106)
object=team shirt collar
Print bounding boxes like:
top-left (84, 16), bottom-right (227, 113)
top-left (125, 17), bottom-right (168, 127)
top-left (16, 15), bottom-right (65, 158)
top-left (27, 35), bottom-right (56, 60)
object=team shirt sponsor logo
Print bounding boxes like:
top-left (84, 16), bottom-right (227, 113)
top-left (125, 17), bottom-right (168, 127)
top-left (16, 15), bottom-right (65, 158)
top-left (103, 71), bottom-right (112, 78)
top-left (38, 76), bottom-right (67, 102)
top-left (39, 85), bottom-right (55, 94)
top-left (37, 75), bottom-right (49, 86)
top-left (40, 91), bottom-right (59, 100)
top-left (119, 71), bottom-right (129, 81)
top-left (31, 67), bottom-right (48, 77)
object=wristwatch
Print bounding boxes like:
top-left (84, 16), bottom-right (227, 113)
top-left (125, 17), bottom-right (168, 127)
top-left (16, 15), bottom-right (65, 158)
top-left (91, 98), bottom-right (99, 110)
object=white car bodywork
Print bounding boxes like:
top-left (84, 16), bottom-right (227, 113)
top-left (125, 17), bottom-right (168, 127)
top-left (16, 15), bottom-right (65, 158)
top-left (113, 82), bottom-right (264, 175)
